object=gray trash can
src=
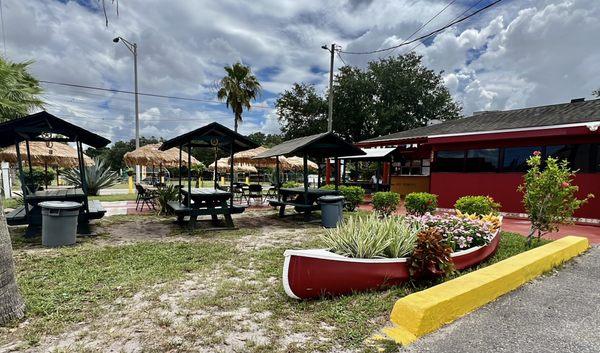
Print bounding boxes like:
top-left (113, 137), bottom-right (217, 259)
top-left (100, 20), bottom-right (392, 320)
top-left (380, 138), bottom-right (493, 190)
top-left (319, 195), bottom-right (345, 228)
top-left (39, 201), bottom-right (82, 247)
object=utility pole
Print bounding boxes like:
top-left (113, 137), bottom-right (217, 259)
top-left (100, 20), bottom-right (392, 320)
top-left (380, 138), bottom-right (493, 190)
top-left (322, 43), bottom-right (337, 133)
top-left (113, 36), bottom-right (141, 183)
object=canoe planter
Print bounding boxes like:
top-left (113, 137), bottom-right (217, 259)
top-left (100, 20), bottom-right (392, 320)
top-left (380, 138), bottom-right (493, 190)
top-left (283, 227), bottom-right (501, 299)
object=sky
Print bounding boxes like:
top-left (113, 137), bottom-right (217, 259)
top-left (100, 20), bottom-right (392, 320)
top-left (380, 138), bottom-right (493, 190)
top-left (3, 0), bottom-right (600, 144)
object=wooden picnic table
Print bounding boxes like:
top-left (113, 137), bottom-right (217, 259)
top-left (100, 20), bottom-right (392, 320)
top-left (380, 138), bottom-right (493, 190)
top-left (270, 187), bottom-right (340, 220)
top-left (168, 188), bottom-right (244, 228)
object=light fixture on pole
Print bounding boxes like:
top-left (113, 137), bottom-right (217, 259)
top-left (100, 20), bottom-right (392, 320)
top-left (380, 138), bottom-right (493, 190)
top-left (321, 43), bottom-right (341, 133)
top-left (113, 36), bottom-right (141, 183)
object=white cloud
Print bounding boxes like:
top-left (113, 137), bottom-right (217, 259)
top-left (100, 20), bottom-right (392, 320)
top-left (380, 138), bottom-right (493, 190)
top-left (3, 0), bottom-right (599, 143)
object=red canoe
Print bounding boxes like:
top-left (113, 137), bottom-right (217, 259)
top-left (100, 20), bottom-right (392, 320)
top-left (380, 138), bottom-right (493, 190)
top-left (283, 227), bottom-right (501, 299)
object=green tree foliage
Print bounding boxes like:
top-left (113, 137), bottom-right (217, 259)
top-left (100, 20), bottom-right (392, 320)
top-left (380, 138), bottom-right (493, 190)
top-left (217, 62), bottom-right (262, 132)
top-left (277, 53), bottom-right (461, 142)
top-left (247, 132), bottom-right (283, 147)
top-left (276, 83), bottom-right (327, 140)
top-left (518, 153), bottom-right (594, 245)
top-left (0, 58), bottom-right (44, 122)
top-left (86, 136), bottom-right (161, 171)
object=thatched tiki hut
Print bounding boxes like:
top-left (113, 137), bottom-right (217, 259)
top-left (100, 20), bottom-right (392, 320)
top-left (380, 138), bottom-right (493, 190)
top-left (0, 140), bottom-right (94, 188)
top-left (123, 143), bottom-right (199, 183)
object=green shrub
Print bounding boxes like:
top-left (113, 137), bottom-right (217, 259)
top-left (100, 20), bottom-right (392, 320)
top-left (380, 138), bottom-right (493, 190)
top-left (454, 195), bottom-right (501, 215)
top-left (322, 213), bottom-right (419, 258)
top-left (519, 153), bottom-right (593, 245)
top-left (320, 185), bottom-right (365, 211)
top-left (63, 158), bottom-right (119, 196)
top-left (22, 167), bottom-right (56, 190)
top-left (372, 191), bottom-right (400, 217)
top-left (155, 184), bottom-right (179, 215)
top-left (282, 181), bottom-right (301, 188)
top-left (409, 227), bottom-right (454, 277)
top-left (405, 192), bottom-right (437, 216)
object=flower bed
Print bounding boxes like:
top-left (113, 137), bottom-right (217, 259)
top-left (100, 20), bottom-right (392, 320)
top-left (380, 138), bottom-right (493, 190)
top-left (283, 212), bottom-right (502, 299)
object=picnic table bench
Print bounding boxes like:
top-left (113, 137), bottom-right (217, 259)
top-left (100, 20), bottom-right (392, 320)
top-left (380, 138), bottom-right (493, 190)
top-left (168, 188), bottom-right (245, 229)
top-left (269, 187), bottom-right (340, 220)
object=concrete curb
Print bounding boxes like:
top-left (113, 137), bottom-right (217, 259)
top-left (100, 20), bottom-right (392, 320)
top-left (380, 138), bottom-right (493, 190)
top-left (378, 236), bottom-right (589, 346)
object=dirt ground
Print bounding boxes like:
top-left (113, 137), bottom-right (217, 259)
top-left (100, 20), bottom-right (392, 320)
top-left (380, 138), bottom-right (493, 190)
top-left (1, 211), bottom-right (382, 353)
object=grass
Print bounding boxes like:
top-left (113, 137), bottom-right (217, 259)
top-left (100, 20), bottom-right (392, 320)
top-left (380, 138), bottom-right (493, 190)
top-left (2, 212), bottom-right (550, 352)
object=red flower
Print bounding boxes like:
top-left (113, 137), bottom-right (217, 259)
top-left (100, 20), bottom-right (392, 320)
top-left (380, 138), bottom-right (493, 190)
top-left (561, 181), bottom-right (570, 188)
top-left (533, 150), bottom-right (541, 156)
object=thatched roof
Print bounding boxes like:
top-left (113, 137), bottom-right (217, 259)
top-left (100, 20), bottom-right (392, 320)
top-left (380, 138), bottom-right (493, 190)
top-left (231, 146), bottom-right (292, 169)
top-left (208, 158), bottom-right (257, 173)
top-left (123, 143), bottom-right (199, 168)
top-left (0, 141), bottom-right (93, 168)
top-left (285, 156), bottom-right (318, 171)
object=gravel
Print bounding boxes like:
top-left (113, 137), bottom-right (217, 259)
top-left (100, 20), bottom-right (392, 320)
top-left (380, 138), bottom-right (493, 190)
top-left (400, 246), bottom-right (600, 353)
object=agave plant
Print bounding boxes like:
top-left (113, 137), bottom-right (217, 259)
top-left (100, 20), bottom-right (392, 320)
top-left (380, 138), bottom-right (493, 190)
top-left (62, 157), bottom-right (119, 196)
top-left (322, 213), bottom-right (420, 259)
top-left (155, 184), bottom-right (179, 215)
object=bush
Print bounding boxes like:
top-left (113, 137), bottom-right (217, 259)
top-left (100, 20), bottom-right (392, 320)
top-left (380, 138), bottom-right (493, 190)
top-left (320, 185), bottom-right (365, 211)
top-left (372, 191), bottom-right (400, 217)
top-left (22, 167), bottom-right (56, 190)
top-left (519, 153), bottom-right (593, 245)
top-left (405, 192), bottom-right (437, 216)
top-left (282, 181), bottom-right (301, 188)
top-left (409, 227), bottom-right (454, 278)
top-left (454, 195), bottom-right (501, 216)
top-left (155, 184), bottom-right (179, 215)
top-left (322, 213), bottom-right (419, 258)
top-left (62, 158), bottom-right (119, 196)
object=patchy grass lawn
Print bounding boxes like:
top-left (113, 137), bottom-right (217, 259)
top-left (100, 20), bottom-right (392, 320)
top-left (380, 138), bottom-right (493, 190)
top-left (1, 212), bottom-right (547, 353)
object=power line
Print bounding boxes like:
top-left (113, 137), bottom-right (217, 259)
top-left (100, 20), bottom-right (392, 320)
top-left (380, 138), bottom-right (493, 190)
top-left (340, 0), bottom-right (503, 55)
top-left (39, 80), bottom-right (273, 109)
top-left (389, 0), bottom-right (457, 56)
top-left (401, 0), bottom-right (487, 55)
top-left (336, 51), bottom-right (348, 66)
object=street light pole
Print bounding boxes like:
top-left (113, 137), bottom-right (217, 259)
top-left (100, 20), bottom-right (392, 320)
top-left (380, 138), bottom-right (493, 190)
top-left (113, 36), bottom-right (140, 183)
top-left (321, 43), bottom-right (338, 133)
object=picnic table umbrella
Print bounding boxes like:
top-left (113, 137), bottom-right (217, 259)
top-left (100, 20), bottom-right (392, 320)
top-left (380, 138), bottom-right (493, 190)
top-left (0, 141), bottom-right (94, 188)
top-left (123, 143), bottom-right (199, 183)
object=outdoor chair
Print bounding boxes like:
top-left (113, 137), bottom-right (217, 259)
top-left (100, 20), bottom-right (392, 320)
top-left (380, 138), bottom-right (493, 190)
top-left (242, 184), bottom-right (264, 205)
top-left (232, 182), bottom-right (247, 202)
top-left (135, 183), bottom-right (157, 211)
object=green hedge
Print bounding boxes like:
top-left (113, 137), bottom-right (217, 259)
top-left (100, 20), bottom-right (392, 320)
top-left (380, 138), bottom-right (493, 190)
top-left (372, 191), bottom-right (400, 216)
top-left (454, 195), bottom-right (501, 215)
top-left (405, 192), bottom-right (437, 216)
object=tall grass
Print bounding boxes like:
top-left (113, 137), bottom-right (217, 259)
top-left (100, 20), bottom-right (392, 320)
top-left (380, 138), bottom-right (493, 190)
top-left (322, 213), bottom-right (420, 258)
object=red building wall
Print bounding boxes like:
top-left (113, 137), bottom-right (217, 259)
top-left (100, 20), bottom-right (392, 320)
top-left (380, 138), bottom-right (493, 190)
top-left (430, 173), bottom-right (600, 219)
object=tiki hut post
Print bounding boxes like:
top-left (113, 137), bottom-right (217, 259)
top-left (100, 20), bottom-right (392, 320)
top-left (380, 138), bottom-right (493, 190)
top-left (187, 144), bottom-right (192, 208)
top-left (76, 140), bottom-right (90, 213)
top-left (44, 162), bottom-right (48, 189)
top-left (14, 140), bottom-right (28, 218)
top-left (334, 157), bottom-right (339, 191)
top-left (229, 137), bottom-right (234, 207)
top-left (303, 152), bottom-right (308, 205)
top-left (178, 145), bottom-right (182, 203)
top-left (213, 147), bottom-right (218, 190)
top-left (275, 156), bottom-right (280, 202)
top-left (25, 140), bottom-right (33, 189)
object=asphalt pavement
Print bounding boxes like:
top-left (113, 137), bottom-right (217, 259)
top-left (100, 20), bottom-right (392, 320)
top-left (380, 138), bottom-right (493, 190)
top-left (401, 246), bottom-right (600, 353)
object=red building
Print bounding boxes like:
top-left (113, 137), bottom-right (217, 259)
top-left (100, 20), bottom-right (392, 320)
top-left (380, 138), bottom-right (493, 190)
top-left (357, 98), bottom-right (600, 221)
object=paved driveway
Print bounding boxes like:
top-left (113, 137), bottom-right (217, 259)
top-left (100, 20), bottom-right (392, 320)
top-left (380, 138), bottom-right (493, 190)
top-left (401, 247), bottom-right (600, 353)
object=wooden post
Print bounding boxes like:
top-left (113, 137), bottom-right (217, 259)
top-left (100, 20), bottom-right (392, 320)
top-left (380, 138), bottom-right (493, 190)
top-left (276, 156), bottom-right (281, 202)
top-left (44, 163), bottom-right (49, 189)
top-left (213, 147), bottom-right (218, 190)
top-left (77, 140), bottom-right (89, 214)
top-left (334, 157), bottom-right (339, 191)
top-left (25, 140), bottom-right (33, 190)
top-left (376, 160), bottom-right (382, 192)
top-left (317, 159), bottom-right (322, 188)
top-left (325, 158), bottom-right (331, 185)
top-left (187, 144), bottom-right (192, 207)
top-left (178, 145), bottom-right (182, 203)
top-left (14, 141), bottom-right (28, 219)
top-left (303, 153), bottom-right (309, 205)
top-left (229, 138), bottom-right (234, 207)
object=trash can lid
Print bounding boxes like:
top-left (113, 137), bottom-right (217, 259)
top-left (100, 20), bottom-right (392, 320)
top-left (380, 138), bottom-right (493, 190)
top-left (38, 201), bottom-right (82, 210)
top-left (318, 195), bottom-right (345, 203)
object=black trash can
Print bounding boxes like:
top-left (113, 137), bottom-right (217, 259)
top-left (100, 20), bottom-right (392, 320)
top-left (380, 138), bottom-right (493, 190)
top-left (318, 195), bottom-right (345, 228)
top-left (39, 201), bottom-right (82, 247)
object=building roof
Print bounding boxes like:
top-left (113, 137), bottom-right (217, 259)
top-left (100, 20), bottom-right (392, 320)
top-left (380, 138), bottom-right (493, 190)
top-left (360, 98), bottom-right (600, 144)
top-left (255, 132), bottom-right (365, 159)
top-left (339, 147), bottom-right (397, 160)
top-left (159, 122), bottom-right (258, 152)
top-left (0, 111), bottom-right (111, 149)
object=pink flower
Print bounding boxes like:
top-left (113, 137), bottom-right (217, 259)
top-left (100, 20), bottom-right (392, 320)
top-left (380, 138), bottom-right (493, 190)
top-left (533, 150), bottom-right (541, 156)
top-left (561, 181), bottom-right (570, 188)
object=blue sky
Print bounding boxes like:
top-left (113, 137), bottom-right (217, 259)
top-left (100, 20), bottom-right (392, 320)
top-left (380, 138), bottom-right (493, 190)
top-left (3, 0), bottom-right (600, 143)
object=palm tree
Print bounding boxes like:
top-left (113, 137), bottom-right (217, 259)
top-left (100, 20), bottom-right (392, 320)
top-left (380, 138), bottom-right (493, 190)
top-left (0, 59), bottom-right (44, 122)
top-left (0, 57), bottom-right (43, 325)
top-left (216, 62), bottom-right (261, 132)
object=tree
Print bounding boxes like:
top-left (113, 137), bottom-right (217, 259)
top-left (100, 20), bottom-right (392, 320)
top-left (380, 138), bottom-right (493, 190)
top-left (0, 58), bottom-right (44, 122)
top-left (247, 132), bottom-right (283, 147)
top-left (277, 53), bottom-right (461, 142)
top-left (217, 62), bottom-right (262, 132)
top-left (276, 83), bottom-right (327, 140)
top-left (0, 57), bottom-right (43, 325)
top-left (86, 136), bottom-right (161, 171)
top-left (519, 152), bottom-right (594, 246)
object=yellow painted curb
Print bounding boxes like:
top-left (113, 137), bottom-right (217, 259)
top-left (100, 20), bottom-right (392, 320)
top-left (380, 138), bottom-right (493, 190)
top-left (378, 236), bottom-right (589, 346)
